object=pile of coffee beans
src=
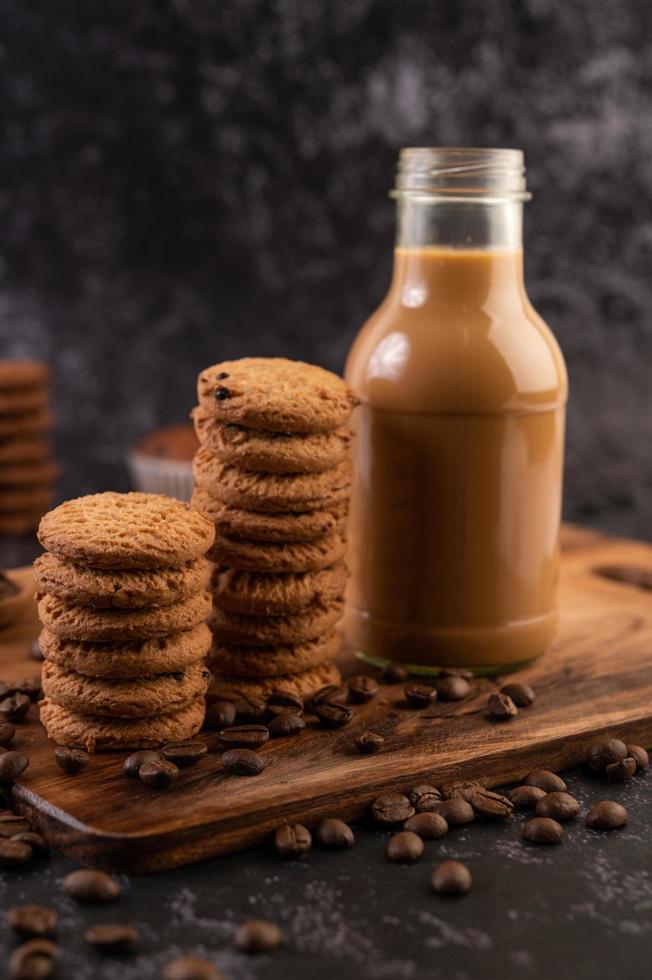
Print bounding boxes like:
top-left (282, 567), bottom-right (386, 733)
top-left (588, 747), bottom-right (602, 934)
top-left (0, 805), bottom-right (48, 869)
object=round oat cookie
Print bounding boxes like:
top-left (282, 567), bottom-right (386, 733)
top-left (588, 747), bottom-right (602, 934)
top-left (192, 406), bottom-right (352, 474)
top-left (196, 357), bottom-right (358, 433)
top-left (210, 597), bottom-right (344, 646)
top-left (208, 630), bottom-right (340, 678)
top-left (208, 659), bottom-right (341, 703)
top-left (0, 360), bottom-right (49, 390)
top-left (34, 553), bottom-right (212, 609)
top-left (38, 492), bottom-right (215, 568)
top-left (39, 623), bottom-right (212, 677)
top-left (192, 486), bottom-right (347, 543)
top-left (39, 698), bottom-right (205, 751)
top-left (38, 590), bottom-right (212, 642)
top-left (0, 460), bottom-right (58, 487)
top-left (0, 386), bottom-right (48, 415)
top-left (210, 531), bottom-right (346, 574)
top-left (0, 436), bottom-right (51, 466)
top-left (213, 562), bottom-right (349, 616)
top-left (194, 450), bottom-right (352, 514)
top-left (42, 660), bottom-right (210, 718)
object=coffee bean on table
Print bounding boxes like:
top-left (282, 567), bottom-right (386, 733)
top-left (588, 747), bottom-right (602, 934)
top-left (524, 770), bottom-right (567, 793)
top-left (440, 667), bottom-right (474, 680)
top-left (586, 800), bottom-right (628, 831)
top-left (63, 868), bottom-right (120, 903)
top-left (535, 791), bottom-right (581, 821)
top-left (267, 690), bottom-right (304, 713)
top-left (0, 693), bottom-right (31, 723)
top-left (404, 685), bottom-right (437, 708)
top-left (274, 823), bottom-right (312, 856)
top-left (437, 676), bottom-right (471, 701)
top-left (12, 832), bottom-right (49, 858)
top-left (139, 758), bottom-right (179, 788)
top-left (122, 750), bottom-right (160, 778)
top-left (204, 701), bottom-right (236, 731)
top-left (403, 812), bottom-right (449, 840)
top-left (0, 722), bottom-right (16, 747)
top-left (431, 860), bottom-right (472, 896)
top-left (468, 787), bottom-right (514, 820)
top-left (0, 813), bottom-right (31, 837)
top-left (162, 741), bottom-right (208, 768)
top-left (627, 744), bottom-right (649, 770)
top-left (315, 817), bottom-right (355, 849)
top-left (9, 938), bottom-right (58, 980)
top-left (84, 923), bottom-right (139, 953)
top-left (218, 725), bottom-right (270, 749)
top-left (233, 696), bottom-right (267, 723)
top-left (54, 747), bottom-right (88, 774)
top-left (355, 730), bottom-right (384, 754)
top-left (348, 676), bottom-right (379, 704)
top-left (606, 757), bottom-right (637, 782)
top-left (234, 918), bottom-right (283, 953)
top-left (0, 838), bottom-right (33, 867)
top-left (0, 750), bottom-right (29, 783)
top-left (381, 662), bottom-right (408, 684)
top-left (267, 713), bottom-right (306, 738)
top-left (408, 784), bottom-right (442, 811)
top-left (487, 692), bottom-right (518, 720)
top-left (221, 748), bottom-right (265, 776)
top-left (522, 816), bottom-right (565, 844)
top-left (14, 679), bottom-right (43, 702)
top-left (500, 682), bottom-right (535, 707)
top-left (7, 905), bottom-right (58, 938)
top-left (371, 793), bottom-right (415, 826)
top-left (508, 785), bottom-right (547, 810)
top-left (163, 956), bottom-right (224, 980)
top-left (586, 739), bottom-right (628, 773)
top-left (315, 701), bottom-right (352, 728)
top-left (386, 830), bottom-right (424, 862)
top-left (433, 799), bottom-right (475, 826)
top-left (312, 684), bottom-right (348, 707)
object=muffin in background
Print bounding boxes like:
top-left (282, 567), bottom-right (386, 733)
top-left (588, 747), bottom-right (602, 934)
top-left (127, 424), bottom-right (198, 502)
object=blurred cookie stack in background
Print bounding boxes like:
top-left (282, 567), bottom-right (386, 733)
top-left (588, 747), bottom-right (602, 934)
top-left (0, 359), bottom-right (56, 535)
top-left (191, 358), bottom-right (357, 701)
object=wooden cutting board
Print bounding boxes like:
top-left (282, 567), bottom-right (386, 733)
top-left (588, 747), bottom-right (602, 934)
top-left (1, 525), bottom-right (652, 873)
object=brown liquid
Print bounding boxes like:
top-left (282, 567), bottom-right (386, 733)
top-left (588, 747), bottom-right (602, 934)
top-left (344, 247), bottom-right (567, 671)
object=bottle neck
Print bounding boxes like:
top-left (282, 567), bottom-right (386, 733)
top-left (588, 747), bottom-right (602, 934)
top-left (395, 196), bottom-right (523, 250)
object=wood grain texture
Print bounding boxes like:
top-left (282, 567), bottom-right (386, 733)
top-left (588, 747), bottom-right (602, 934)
top-left (1, 526), bottom-right (652, 873)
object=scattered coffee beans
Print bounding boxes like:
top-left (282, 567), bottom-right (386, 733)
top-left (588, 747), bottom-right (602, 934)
top-left (606, 757), bottom-right (637, 782)
top-left (0, 693), bottom-right (31, 723)
top-left (267, 690), bottom-right (304, 713)
top-left (408, 784), bottom-right (442, 812)
top-left (535, 791), bottom-right (581, 822)
top-left (122, 750), bottom-right (160, 778)
top-left (312, 684), bottom-right (348, 707)
top-left (13, 832), bottom-right (49, 858)
top-left (139, 757), bottom-right (179, 788)
top-left (315, 701), bottom-right (352, 728)
top-left (234, 918), bottom-right (283, 953)
top-left (522, 816), bottom-right (564, 844)
top-left (0, 839), bottom-right (33, 867)
top-left (381, 662), bottom-right (408, 684)
top-left (347, 676), bottom-right (379, 704)
top-left (315, 818), bottom-right (355, 849)
top-left (233, 696), bottom-right (266, 723)
top-left (468, 787), bottom-right (514, 820)
top-left (274, 823), bottom-right (312, 856)
top-left (487, 692), bottom-right (518, 720)
top-left (204, 701), bottom-right (236, 731)
top-left (63, 868), bottom-right (120, 903)
top-left (7, 905), bottom-right (58, 938)
top-left (433, 798), bottom-right (475, 826)
top-left (268, 713), bottom-right (306, 738)
top-left (586, 738), bottom-right (628, 773)
top-left (524, 770), bottom-right (567, 793)
top-left (431, 860), bottom-right (472, 896)
top-left (404, 685), bottom-right (437, 708)
top-left (162, 742), bottom-right (208, 768)
top-left (221, 748), bottom-right (265, 776)
top-left (508, 785), bottom-right (547, 810)
top-left (586, 800), bottom-right (628, 831)
top-left (85, 923), bottom-right (140, 953)
top-left (437, 675), bottom-right (471, 701)
top-left (627, 744), bottom-right (649, 770)
top-left (9, 938), bottom-right (58, 980)
top-left (355, 731), bottom-right (384, 754)
top-left (500, 682), bottom-right (535, 707)
top-left (0, 721), bottom-right (16, 746)
top-left (218, 725), bottom-right (270, 749)
top-left (0, 750), bottom-right (29, 784)
top-left (403, 812), bottom-right (449, 840)
top-left (371, 793), bottom-right (415, 826)
top-left (163, 956), bottom-right (224, 980)
top-left (54, 746), bottom-right (88, 774)
top-left (387, 830), bottom-right (424, 862)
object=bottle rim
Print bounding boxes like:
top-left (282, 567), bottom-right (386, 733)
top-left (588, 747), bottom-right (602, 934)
top-left (391, 147), bottom-right (532, 202)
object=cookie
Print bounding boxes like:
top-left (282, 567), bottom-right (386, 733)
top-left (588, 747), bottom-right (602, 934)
top-left (192, 407), bottom-right (352, 474)
top-left (0, 410), bottom-right (53, 439)
top-left (39, 698), bottom-right (205, 751)
top-left (210, 531), bottom-right (346, 573)
top-left (0, 387), bottom-right (48, 416)
top-left (38, 590), bottom-right (212, 642)
top-left (194, 450), bottom-right (352, 513)
top-left (0, 487), bottom-right (53, 512)
top-left (212, 563), bottom-right (349, 616)
top-left (0, 509), bottom-right (45, 535)
top-left (38, 492), bottom-right (215, 569)
top-left (208, 630), bottom-right (340, 677)
top-left (34, 553), bottom-right (212, 609)
top-left (0, 436), bottom-right (51, 465)
top-left (210, 597), bottom-right (343, 646)
top-left (39, 623), bottom-right (212, 678)
top-left (192, 487), bottom-right (347, 543)
top-left (42, 659), bottom-right (210, 718)
top-left (208, 660), bottom-right (341, 702)
top-left (0, 360), bottom-right (49, 390)
top-left (197, 358), bottom-right (358, 434)
top-left (0, 460), bottom-right (58, 487)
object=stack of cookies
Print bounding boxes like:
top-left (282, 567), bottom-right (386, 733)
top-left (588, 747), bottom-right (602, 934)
top-left (0, 359), bottom-right (56, 535)
top-left (191, 357), bottom-right (357, 702)
top-left (35, 492), bottom-right (215, 751)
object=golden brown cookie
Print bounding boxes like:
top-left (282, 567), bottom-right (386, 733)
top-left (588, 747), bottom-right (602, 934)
top-left (0, 360), bottom-right (49, 390)
top-left (38, 492), bottom-right (215, 569)
top-left (208, 659), bottom-right (341, 702)
top-left (210, 597), bottom-right (343, 646)
top-left (197, 357), bottom-right (357, 433)
top-left (0, 460), bottom-right (58, 487)
top-left (42, 659), bottom-right (210, 718)
top-left (38, 590), bottom-right (212, 642)
top-left (208, 630), bottom-right (340, 677)
top-left (0, 410), bottom-right (53, 439)
top-left (39, 697), bottom-right (205, 751)
top-left (39, 623), bottom-right (212, 677)
top-left (0, 387), bottom-right (48, 416)
top-left (194, 450), bottom-right (351, 513)
top-left (34, 553), bottom-right (212, 609)
top-left (210, 531), bottom-right (346, 573)
top-left (192, 487), bottom-right (347, 543)
top-left (0, 436), bottom-right (51, 465)
top-left (212, 562), bottom-right (349, 616)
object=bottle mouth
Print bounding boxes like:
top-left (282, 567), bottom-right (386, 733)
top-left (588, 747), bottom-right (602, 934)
top-left (391, 147), bottom-right (531, 202)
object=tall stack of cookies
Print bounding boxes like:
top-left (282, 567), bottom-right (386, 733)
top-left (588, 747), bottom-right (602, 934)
top-left (0, 359), bottom-right (56, 535)
top-left (35, 492), bottom-right (215, 751)
top-left (191, 358), bottom-right (357, 702)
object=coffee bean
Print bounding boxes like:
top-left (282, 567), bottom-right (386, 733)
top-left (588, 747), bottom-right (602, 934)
top-left (386, 830), bottom-right (424, 862)
top-left (0, 813), bottom-right (32, 837)
top-left (522, 816), bottom-right (564, 844)
top-left (403, 812), bottom-right (449, 839)
top-left (431, 860), bottom-right (472, 896)
top-left (354, 730), bottom-right (384, 754)
top-left (312, 684), bottom-right (348, 707)
top-left (13, 679), bottom-right (43, 702)
top-left (408, 784), bottom-right (442, 812)
top-left (627, 744), bottom-right (649, 770)
top-left (500, 682), bottom-right (535, 707)
top-left (437, 676), bottom-right (471, 701)
top-left (221, 748), bottom-right (265, 776)
top-left (347, 676), bottom-right (379, 704)
top-left (0, 722), bottom-right (16, 746)
top-left (29, 639), bottom-right (45, 663)
top-left (9, 938), bottom-right (58, 980)
top-left (233, 696), bottom-right (267, 723)
top-left (586, 738), bottom-right (628, 773)
top-left (524, 770), bottom-right (567, 793)
top-left (122, 750), bottom-right (160, 778)
top-left (487, 692), bottom-right (518, 720)
top-left (0, 750), bottom-right (29, 783)
top-left (84, 923), bottom-right (139, 953)
top-left (315, 701), bottom-right (353, 728)
top-left (535, 791), bottom-right (581, 821)
top-left (204, 700), bottom-right (236, 731)
top-left (440, 780), bottom-right (482, 802)
top-left (440, 667), bottom-right (475, 680)
top-left (219, 725), bottom-right (270, 749)
top-left (432, 799), bottom-right (475, 826)
top-left (267, 690), bottom-right (304, 713)
top-left (234, 918), bottom-right (283, 953)
top-left (54, 747), bottom-right (88, 774)
top-left (163, 956), bottom-right (224, 980)
top-left (0, 838), bottom-right (33, 867)
top-left (274, 822), bottom-right (312, 856)
top-left (381, 662), bottom-right (408, 684)
top-left (12, 833), bottom-right (49, 858)
top-left (315, 818), bottom-right (355, 849)
top-left (139, 758), bottom-right (179, 788)
top-left (63, 868), bottom-right (120, 903)
top-left (7, 905), bottom-right (58, 938)
top-left (404, 684), bottom-right (437, 708)
top-left (606, 757), bottom-right (637, 782)
top-left (0, 693), bottom-right (31, 723)
top-left (371, 792), bottom-right (415, 826)
top-left (268, 713), bottom-right (306, 738)
top-left (508, 785), bottom-right (547, 810)
top-left (468, 787), bottom-right (514, 820)
top-left (162, 741), bottom-right (208, 768)
top-left (586, 800), bottom-right (628, 831)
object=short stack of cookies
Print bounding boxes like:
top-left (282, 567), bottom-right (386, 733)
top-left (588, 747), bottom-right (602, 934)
top-left (35, 492), bottom-right (215, 751)
top-left (191, 357), bottom-right (357, 702)
top-left (0, 359), bottom-right (56, 535)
